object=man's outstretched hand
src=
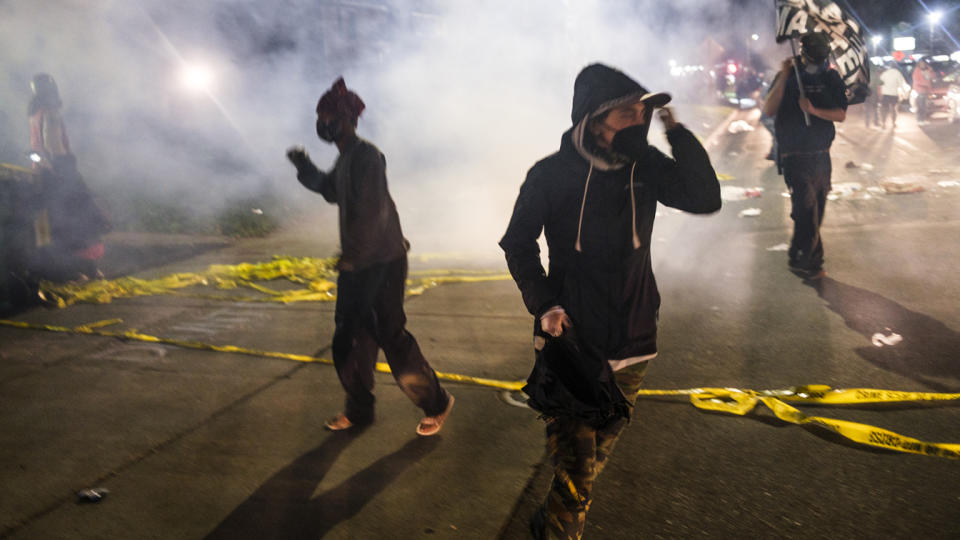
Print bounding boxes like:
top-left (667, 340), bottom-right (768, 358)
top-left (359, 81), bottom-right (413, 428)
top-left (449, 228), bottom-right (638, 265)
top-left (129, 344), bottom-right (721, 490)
top-left (286, 146), bottom-right (314, 172)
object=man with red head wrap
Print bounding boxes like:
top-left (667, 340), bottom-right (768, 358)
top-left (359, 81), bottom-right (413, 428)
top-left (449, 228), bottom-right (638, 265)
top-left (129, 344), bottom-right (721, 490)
top-left (287, 77), bottom-right (453, 436)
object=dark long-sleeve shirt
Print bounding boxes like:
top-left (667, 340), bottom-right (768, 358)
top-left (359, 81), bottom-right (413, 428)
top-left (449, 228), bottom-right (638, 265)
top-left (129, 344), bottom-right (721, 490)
top-left (297, 136), bottom-right (406, 269)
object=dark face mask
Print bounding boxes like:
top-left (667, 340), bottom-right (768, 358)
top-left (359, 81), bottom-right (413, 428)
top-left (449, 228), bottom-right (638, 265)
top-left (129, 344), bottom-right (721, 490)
top-left (316, 118), bottom-right (341, 142)
top-left (611, 122), bottom-right (652, 161)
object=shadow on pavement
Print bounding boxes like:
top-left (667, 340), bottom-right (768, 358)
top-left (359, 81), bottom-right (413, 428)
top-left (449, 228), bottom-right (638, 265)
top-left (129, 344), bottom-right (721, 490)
top-left (205, 433), bottom-right (440, 539)
top-left (804, 276), bottom-right (960, 392)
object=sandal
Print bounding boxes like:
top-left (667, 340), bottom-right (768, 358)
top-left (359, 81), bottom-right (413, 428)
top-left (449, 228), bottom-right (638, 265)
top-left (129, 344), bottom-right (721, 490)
top-left (324, 413), bottom-right (354, 431)
top-left (416, 393), bottom-right (454, 436)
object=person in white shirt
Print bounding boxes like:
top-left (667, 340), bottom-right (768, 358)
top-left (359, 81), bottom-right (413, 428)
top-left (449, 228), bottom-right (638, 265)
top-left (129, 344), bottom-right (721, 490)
top-left (877, 64), bottom-right (910, 129)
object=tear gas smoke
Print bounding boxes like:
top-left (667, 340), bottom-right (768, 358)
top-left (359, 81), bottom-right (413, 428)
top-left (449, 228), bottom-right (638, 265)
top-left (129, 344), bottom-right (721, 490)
top-left (0, 0), bottom-right (779, 259)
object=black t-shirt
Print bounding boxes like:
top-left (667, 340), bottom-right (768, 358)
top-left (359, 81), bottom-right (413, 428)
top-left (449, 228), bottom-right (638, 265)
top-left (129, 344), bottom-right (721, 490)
top-left (773, 62), bottom-right (848, 154)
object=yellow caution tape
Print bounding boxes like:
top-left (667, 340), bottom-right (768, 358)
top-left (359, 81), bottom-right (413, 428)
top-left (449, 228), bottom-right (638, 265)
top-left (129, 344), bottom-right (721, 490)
top-left (37, 256), bottom-right (512, 307)
top-left (2, 318), bottom-right (955, 457)
top-left (636, 387), bottom-right (960, 459)
top-left (0, 319), bottom-right (523, 391)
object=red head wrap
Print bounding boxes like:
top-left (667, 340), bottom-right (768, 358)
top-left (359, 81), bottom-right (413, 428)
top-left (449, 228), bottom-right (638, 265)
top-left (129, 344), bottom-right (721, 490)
top-left (316, 77), bottom-right (365, 122)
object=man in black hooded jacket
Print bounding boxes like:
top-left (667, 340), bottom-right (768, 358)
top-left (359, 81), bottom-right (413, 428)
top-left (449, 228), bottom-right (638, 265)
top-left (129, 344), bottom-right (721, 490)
top-left (500, 63), bottom-right (721, 539)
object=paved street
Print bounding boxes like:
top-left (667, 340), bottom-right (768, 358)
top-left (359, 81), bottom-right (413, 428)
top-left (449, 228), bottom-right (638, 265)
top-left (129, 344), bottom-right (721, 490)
top-left (2, 105), bottom-right (959, 539)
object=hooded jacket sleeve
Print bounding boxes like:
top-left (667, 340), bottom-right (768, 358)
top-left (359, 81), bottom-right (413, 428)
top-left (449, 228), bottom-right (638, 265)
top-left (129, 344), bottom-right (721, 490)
top-left (652, 125), bottom-right (721, 214)
top-left (499, 167), bottom-right (557, 317)
top-left (296, 163), bottom-right (336, 203)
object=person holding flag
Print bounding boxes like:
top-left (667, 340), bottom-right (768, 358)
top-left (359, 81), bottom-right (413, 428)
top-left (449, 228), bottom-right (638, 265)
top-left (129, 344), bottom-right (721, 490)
top-left (763, 32), bottom-right (847, 279)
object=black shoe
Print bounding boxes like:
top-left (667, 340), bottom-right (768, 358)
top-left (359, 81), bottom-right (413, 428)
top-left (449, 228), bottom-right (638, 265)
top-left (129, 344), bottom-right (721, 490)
top-left (789, 262), bottom-right (825, 280)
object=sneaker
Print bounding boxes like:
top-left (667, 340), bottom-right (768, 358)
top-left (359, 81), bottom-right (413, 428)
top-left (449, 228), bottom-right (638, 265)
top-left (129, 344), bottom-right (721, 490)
top-left (324, 413), bottom-right (356, 431)
top-left (416, 393), bottom-right (455, 436)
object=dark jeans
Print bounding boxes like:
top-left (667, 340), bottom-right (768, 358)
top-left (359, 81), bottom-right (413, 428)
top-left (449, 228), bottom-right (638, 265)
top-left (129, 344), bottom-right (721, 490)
top-left (879, 95), bottom-right (899, 127)
top-left (783, 153), bottom-right (831, 272)
top-left (916, 93), bottom-right (929, 121)
top-left (332, 255), bottom-right (448, 423)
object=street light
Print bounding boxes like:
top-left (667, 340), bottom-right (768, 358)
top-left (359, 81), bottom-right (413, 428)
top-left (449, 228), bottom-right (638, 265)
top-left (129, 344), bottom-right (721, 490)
top-left (928, 11), bottom-right (943, 50)
top-left (179, 62), bottom-right (214, 93)
top-left (871, 35), bottom-right (882, 55)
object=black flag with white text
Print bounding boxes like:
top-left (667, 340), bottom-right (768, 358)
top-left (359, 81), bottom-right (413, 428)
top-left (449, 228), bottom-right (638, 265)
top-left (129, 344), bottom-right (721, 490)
top-left (775, 0), bottom-right (869, 105)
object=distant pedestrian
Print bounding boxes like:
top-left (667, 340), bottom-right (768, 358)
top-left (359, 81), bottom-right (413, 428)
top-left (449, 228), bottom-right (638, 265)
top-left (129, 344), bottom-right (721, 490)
top-left (286, 77), bottom-right (453, 436)
top-left (863, 62), bottom-right (880, 128)
top-left (763, 33), bottom-right (847, 279)
top-left (877, 62), bottom-right (909, 129)
top-left (760, 70), bottom-right (781, 161)
top-left (28, 73), bottom-right (109, 281)
top-left (912, 59), bottom-right (934, 125)
top-left (500, 63), bottom-right (720, 539)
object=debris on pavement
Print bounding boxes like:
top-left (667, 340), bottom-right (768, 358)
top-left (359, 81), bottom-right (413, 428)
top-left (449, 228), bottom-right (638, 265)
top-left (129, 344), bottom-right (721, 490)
top-left (937, 180), bottom-right (960, 188)
top-left (881, 178), bottom-right (925, 194)
top-left (720, 186), bottom-right (764, 201)
top-left (871, 331), bottom-right (903, 347)
top-left (738, 208), bottom-right (762, 217)
top-left (766, 243), bottom-right (790, 251)
top-left (77, 487), bottom-right (110, 503)
top-left (727, 120), bottom-right (755, 133)
top-left (844, 161), bottom-right (858, 168)
top-left (828, 182), bottom-right (864, 200)
top-left (717, 172), bottom-right (736, 181)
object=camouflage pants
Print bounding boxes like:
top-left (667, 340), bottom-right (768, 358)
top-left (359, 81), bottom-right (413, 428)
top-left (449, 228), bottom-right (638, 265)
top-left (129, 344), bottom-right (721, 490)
top-left (539, 361), bottom-right (649, 540)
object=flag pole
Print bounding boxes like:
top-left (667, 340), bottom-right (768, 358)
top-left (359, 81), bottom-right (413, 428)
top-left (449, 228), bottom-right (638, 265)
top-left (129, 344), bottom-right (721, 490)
top-left (789, 36), bottom-right (812, 126)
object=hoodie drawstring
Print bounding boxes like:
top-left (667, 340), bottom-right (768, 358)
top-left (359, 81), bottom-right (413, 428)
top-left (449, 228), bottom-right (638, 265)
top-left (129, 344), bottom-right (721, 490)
top-left (574, 162), bottom-right (594, 252)
top-left (575, 161), bottom-right (642, 252)
top-left (629, 161), bottom-right (641, 249)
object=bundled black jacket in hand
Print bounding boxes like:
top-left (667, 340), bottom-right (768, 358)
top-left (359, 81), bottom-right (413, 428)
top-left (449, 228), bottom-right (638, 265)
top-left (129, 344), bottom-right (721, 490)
top-left (500, 64), bottom-right (721, 423)
top-left (296, 135), bottom-right (407, 270)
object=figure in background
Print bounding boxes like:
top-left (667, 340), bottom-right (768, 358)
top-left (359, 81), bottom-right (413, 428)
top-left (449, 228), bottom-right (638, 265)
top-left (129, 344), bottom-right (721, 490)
top-left (912, 59), bottom-right (934, 125)
top-left (501, 63), bottom-right (720, 539)
top-left (286, 77), bottom-right (453, 436)
top-left (763, 33), bottom-right (847, 280)
top-left (877, 62), bottom-right (909, 129)
top-left (863, 62), bottom-right (880, 129)
top-left (28, 73), bottom-right (109, 281)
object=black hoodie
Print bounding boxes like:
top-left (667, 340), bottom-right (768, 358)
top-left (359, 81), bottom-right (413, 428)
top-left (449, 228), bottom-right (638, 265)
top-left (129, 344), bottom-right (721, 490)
top-left (499, 63), bottom-right (720, 421)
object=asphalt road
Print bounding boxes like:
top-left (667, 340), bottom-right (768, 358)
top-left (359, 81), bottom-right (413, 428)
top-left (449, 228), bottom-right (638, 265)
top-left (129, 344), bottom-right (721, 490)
top-left (1, 104), bottom-right (958, 539)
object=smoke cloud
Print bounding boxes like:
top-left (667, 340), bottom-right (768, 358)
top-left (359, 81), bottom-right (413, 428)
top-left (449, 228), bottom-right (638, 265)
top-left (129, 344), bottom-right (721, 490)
top-left (1, 0), bottom-right (778, 256)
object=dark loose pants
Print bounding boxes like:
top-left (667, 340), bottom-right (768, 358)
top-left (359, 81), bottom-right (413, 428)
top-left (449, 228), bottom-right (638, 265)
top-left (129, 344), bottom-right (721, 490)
top-left (332, 255), bottom-right (448, 424)
top-left (879, 95), bottom-right (899, 127)
top-left (783, 153), bottom-right (831, 272)
top-left (540, 362), bottom-right (649, 540)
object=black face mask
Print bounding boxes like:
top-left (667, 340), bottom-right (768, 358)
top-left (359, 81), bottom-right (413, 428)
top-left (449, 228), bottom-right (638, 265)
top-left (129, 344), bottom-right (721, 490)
top-left (611, 122), bottom-right (651, 161)
top-left (316, 119), bottom-right (341, 142)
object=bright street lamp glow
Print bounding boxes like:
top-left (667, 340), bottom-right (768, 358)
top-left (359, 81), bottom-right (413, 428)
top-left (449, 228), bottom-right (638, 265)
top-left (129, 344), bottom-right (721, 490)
top-left (871, 35), bottom-right (882, 46)
top-left (928, 11), bottom-right (943, 24)
top-left (180, 63), bottom-right (214, 92)
top-left (751, 34), bottom-right (759, 41)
